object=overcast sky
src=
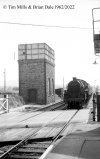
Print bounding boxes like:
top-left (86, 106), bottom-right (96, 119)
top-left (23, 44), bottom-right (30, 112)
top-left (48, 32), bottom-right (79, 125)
top-left (0, 0), bottom-right (100, 88)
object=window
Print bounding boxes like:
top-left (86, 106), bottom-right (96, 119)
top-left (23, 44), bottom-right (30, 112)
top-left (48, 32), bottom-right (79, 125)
top-left (52, 79), bottom-right (55, 95)
top-left (48, 78), bottom-right (51, 95)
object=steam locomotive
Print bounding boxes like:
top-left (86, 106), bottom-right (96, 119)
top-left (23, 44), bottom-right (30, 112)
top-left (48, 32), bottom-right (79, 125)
top-left (64, 77), bottom-right (92, 109)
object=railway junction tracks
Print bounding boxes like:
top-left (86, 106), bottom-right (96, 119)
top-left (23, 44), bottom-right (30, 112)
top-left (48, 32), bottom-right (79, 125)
top-left (0, 109), bottom-right (79, 159)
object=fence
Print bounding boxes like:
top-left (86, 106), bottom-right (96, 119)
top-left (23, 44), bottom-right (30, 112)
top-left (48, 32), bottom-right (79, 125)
top-left (93, 94), bottom-right (100, 122)
top-left (0, 94), bottom-right (9, 113)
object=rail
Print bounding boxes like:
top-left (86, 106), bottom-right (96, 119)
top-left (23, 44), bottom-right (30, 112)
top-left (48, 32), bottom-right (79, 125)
top-left (0, 109), bottom-right (79, 159)
top-left (37, 101), bottom-right (65, 111)
top-left (40, 109), bottom-right (79, 159)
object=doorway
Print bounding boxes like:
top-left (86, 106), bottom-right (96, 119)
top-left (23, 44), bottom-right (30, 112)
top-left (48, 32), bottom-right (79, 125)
top-left (28, 89), bottom-right (37, 103)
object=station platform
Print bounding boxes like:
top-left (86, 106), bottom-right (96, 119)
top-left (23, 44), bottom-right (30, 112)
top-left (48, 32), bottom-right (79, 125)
top-left (45, 97), bottom-right (100, 159)
top-left (45, 124), bottom-right (100, 159)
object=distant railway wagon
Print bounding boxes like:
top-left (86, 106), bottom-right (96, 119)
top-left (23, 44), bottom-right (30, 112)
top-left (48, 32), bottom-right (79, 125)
top-left (64, 77), bottom-right (92, 109)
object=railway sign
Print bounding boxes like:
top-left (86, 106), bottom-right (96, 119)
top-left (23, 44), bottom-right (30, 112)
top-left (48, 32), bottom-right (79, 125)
top-left (94, 34), bottom-right (100, 54)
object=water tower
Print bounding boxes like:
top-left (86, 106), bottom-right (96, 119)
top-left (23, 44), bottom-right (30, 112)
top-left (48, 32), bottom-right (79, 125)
top-left (18, 43), bottom-right (55, 104)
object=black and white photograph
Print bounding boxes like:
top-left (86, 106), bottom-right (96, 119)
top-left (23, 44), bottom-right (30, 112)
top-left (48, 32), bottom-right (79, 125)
top-left (0, 0), bottom-right (100, 158)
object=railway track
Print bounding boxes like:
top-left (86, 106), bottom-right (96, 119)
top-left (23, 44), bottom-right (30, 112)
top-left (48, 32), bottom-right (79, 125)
top-left (37, 101), bottom-right (65, 111)
top-left (15, 101), bottom-right (66, 124)
top-left (0, 109), bottom-right (79, 159)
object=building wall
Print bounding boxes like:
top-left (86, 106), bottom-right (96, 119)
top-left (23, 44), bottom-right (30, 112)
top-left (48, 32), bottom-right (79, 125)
top-left (19, 59), bottom-right (46, 104)
top-left (46, 61), bottom-right (55, 104)
top-left (19, 59), bottom-right (55, 105)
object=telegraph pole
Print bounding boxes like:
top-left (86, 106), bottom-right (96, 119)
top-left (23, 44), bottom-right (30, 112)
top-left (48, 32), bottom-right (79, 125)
top-left (62, 77), bottom-right (64, 99)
